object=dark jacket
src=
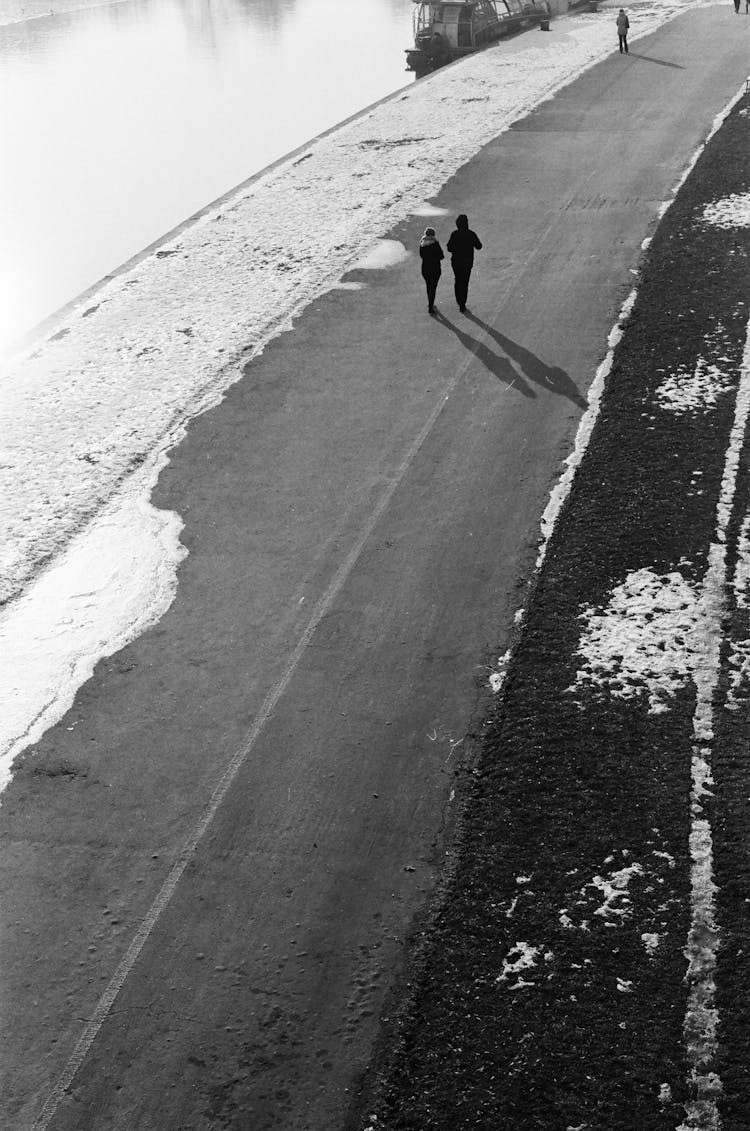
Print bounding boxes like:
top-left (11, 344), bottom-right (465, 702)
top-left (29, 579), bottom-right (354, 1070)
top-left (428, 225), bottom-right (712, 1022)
top-left (616, 11), bottom-right (629, 32)
top-left (447, 226), bottom-right (482, 270)
top-left (419, 239), bottom-right (444, 277)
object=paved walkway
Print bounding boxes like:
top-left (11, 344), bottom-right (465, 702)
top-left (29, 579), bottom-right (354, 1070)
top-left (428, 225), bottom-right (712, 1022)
top-left (2, 7), bottom-right (749, 1128)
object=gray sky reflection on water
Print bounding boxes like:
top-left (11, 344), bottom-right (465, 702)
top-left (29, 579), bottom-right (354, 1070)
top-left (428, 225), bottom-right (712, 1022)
top-left (0, 0), bottom-right (414, 350)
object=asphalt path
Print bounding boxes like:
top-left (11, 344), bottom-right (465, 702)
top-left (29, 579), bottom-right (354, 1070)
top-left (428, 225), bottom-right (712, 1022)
top-left (2, 6), bottom-right (748, 1129)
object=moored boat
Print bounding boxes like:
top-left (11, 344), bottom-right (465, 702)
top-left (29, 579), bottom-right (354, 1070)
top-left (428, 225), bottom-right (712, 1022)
top-left (406, 0), bottom-right (550, 73)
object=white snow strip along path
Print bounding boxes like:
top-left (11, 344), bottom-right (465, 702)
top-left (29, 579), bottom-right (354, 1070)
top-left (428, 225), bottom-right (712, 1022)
top-left (677, 314), bottom-right (750, 1131)
top-left (0, 0), bottom-right (709, 793)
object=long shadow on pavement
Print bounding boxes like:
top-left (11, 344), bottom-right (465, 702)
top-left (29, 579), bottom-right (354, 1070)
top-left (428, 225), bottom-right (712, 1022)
top-left (432, 308), bottom-right (536, 398)
top-left (463, 310), bottom-right (588, 408)
top-left (627, 52), bottom-right (685, 69)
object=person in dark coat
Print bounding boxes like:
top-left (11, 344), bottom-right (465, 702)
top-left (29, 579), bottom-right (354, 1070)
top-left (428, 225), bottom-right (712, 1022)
top-left (419, 227), bottom-right (444, 314)
top-left (616, 8), bottom-right (629, 52)
top-left (446, 214), bottom-right (482, 313)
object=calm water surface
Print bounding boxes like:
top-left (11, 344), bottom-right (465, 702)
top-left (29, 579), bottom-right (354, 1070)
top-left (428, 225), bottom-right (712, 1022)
top-left (0, 0), bottom-right (414, 351)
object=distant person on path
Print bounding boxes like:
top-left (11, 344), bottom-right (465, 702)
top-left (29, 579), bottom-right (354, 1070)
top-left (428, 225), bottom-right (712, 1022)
top-left (446, 214), bottom-right (482, 313)
top-left (419, 227), bottom-right (444, 314)
top-left (615, 8), bottom-right (628, 50)
top-left (733, 0), bottom-right (740, 13)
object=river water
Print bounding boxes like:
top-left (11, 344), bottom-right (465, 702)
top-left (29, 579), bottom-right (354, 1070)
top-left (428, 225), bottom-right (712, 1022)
top-left (0, 0), bottom-right (414, 352)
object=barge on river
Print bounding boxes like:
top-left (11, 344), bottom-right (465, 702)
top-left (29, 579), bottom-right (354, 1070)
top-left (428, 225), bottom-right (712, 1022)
top-left (406, 0), bottom-right (550, 73)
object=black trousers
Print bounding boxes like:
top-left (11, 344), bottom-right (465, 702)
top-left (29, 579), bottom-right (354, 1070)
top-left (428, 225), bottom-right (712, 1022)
top-left (423, 272), bottom-right (440, 309)
top-left (618, 33), bottom-right (628, 51)
top-left (453, 266), bottom-right (472, 308)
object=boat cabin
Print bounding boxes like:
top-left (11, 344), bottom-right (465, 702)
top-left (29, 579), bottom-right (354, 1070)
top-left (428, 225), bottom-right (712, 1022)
top-left (415, 0), bottom-right (507, 50)
top-left (424, 2), bottom-right (477, 49)
top-left (407, 0), bottom-right (549, 72)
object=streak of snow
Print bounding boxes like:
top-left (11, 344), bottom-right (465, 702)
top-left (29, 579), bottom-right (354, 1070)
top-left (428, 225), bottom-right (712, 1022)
top-left (570, 568), bottom-right (701, 713)
top-left (642, 932), bottom-right (661, 955)
top-left (727, 511), bottom-right (750, 710)
top-left (616, 978), bottom-right (633, 993)
top-left (700, 192), bottom-right (750, 230)
top-left (0, 454), bottom-right (185, 790)
top-left (497, 941), bottom-right (540, 983)
top-left (590, 864), bottom-right (643, 920)
top-left (351, 239), bottom-right (409, 270)
top-left (679, 315), bottom-right (750, 1130)
top-left (560, 858), bottom-right (644, 931)
top-left (655, 357), bottom-right (733, 414)
top-left (489, 648), bottom-right (511, 693)
top-left (410, 202), bottom-right (450, 217)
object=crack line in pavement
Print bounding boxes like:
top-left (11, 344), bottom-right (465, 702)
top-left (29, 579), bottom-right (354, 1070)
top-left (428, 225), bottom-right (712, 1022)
top-left (31, 305), bottom-right (483, 1131)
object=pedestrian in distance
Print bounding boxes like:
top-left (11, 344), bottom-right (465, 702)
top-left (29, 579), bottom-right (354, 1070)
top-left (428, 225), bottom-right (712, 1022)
top-left (446, 214), bottom-right (482, 313)
top-left (732, 0), bottom-right (740, 13)
top-left (616, 8), bottom-right (629, 52)
top-left (419, 226), bottom-right (444, 314)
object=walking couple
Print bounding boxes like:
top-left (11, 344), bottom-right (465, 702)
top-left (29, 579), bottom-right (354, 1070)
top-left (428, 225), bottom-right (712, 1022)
top-left (419, 214), bottom-right (482, 315)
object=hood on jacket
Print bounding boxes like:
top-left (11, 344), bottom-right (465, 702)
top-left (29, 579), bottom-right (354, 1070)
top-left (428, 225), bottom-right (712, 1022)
top-left (420, 226), bottom-right (438, 247)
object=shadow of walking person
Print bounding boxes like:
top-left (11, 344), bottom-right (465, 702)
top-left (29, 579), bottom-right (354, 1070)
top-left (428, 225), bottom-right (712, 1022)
top-left (432, 310), bottom-right (536, 399)
top-left (464, 312), bottom-right (588, 409)
top-left (627, 52), bottom-right (685, 69)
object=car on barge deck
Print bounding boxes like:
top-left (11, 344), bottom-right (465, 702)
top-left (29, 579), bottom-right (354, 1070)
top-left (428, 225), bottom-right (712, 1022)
top-left (406, 0), bottom-right (550, 73)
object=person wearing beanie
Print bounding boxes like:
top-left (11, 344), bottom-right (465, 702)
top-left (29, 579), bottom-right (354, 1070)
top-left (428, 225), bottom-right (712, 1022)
top-left (419, 226), bottom-right (444, 314)
top-left (446, 214), bottom-right (482, 313)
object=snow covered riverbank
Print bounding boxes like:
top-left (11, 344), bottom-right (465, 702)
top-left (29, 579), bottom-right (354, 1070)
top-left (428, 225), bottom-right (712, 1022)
top-left (0, 0), bottom-right (713, 789)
